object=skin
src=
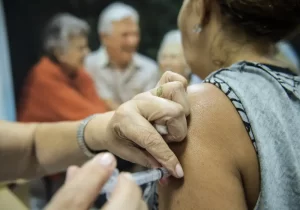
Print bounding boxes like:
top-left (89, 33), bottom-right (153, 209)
top-left (158, 0), bottom-right (287, 209)
top-left (101, 17), bottom-right (140, 70)
top-left (54, 34), bottom-right (90, 76)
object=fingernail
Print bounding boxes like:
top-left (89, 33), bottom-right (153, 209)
top-left (121, 172), bottom-right (134, 181)
top-left (96, 153), bottom-right (114, 167)
top-left (176, 164), bottom-right (184, 178)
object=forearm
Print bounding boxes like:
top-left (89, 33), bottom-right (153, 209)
top-left (0, 112), bottom-right (114, 181)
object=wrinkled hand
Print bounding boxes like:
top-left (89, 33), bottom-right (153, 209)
top-left (105, 71), bottom-right (190, 178)
top-left (45, 153), bottom-right (147, 210)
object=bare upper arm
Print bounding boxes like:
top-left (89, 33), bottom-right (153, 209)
top-left (158, 83), bottom-right (260, 210)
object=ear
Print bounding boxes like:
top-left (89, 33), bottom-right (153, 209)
top-left (193, 0), bottom-right (213, 26)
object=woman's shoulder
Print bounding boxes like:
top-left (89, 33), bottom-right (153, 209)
top-left (29, 57), bottom-right (69, 83)
top-left (208, 61), bottom-right (298, 85)
top-left (206, 61), bottom-right (300, 107)
top-left (158, 83), bottom-right (259, 210)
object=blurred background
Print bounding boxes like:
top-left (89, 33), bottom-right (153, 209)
top-left (3, 0), bottom-right (300, 107)
top-left (3, 0), bottom-right (182, 104)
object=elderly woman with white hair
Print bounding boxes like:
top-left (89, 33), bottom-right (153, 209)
top-left (158, 30), bottom-right (202, 85)
top-left (18, 13), bottom-right (108, 209)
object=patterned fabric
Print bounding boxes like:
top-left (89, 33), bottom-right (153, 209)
top-left (205, 62), bottom-right (300, 209)
top-left (204, 75), bottom-right (257, 151)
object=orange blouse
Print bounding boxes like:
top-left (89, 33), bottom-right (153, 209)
top-left (18, 57), bottom-right (108, 122)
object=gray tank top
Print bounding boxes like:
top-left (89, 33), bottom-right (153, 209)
top-left (205, 61), bottom-right (300, 209)
top-left (151, 61), bottom-right (300, 210)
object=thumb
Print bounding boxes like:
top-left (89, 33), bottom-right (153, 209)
top-left (46, 153), bottom-right (116, 210)
top-left (65, 166), bottom-right (79, 183)
top-left (101, 173), bottom-right (147, 210)
top-left (119, 113), bottom-right (184, 178)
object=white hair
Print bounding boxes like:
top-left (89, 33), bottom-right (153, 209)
top-left (158, 30), bottom-right (190, 76)
top-left (43, 13), bottom-right (90, 54)
top-left (98, 2), bottom-right (139, 34)
top-left (158, 30), bottom-right (183, 61)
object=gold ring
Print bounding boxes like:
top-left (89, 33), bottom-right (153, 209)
top-left (156, 86), bottom-right (163, 97)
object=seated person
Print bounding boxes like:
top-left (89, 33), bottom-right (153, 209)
top-left (18, 13), bottom-right (108, 209)
top-left (85, 2), bottom-right (159, 110)
top-left (157, 0), bottom-right (300, 209)
top-left (158, 30), bottom-right (202, 85)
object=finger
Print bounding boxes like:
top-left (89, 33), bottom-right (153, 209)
top-left (135, 97), bottom-right (188, 143)
top-left (135, 81), bottom-right (190, 117)
top-left (164, 115), bottom-right (188, 143)
top-left (134, 96), bottom-right (185, 123)
top-left (151, 81), bottom-right (190, 116)
top-left (113, 142), bottom-right (161, 169)
top-left (134, 91), bottom-right (189, 142)
top-left (120, 113), bottom-right (184, 178)
top-left (157, 71), bottom-right (188, 89)
top-left (102, 173), bottom-right (143, 210)
top-left (65, 166), bottom-right (79, 183)
top-left (48, 153), bottom-right (116, 210)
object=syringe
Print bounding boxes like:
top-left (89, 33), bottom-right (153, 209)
top-left (100, 167), bottom-right (170, 196)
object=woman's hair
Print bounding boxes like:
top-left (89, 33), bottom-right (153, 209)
top-left (218, 0), bottom-right (300, 42)
top-left (43, 13), bottom-right (90, 55)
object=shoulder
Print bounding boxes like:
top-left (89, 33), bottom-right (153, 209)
top-left (134, 53), bottom-right (158, 71)
top-left (29, 57), bottom-right (61, 81)
top-left (85, 48), bottom-right (103, 70)
top-left (206, 61), bottom-right (287, 86)
top-left (74, 69), bottom-right (94, 84)
top-left (158, 83), bottom-right (259, 209)
top-left (187, 83), bottom-right (250, 150)
top-left (187, 83), bottom-right (257, 162)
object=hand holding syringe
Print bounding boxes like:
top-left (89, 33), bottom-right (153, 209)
top-left (101, 125), bottom-right (171, 198)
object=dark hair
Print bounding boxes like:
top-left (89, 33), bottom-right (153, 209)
top-left (218, 0), bottom-right (300, 42)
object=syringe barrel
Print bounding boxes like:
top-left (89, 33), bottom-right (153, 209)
top-left (132, 168), bottom-right (163, 186)
top-left (100, 168), bottom-right (169, 195)
top-left (100, 169), bottom-right (119, 194)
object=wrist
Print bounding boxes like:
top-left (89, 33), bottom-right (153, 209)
top-left (84, 112), bottom-right (114, 152)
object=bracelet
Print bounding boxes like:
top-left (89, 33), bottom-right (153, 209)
top-left (77, 114), bottom-right (100, 158)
